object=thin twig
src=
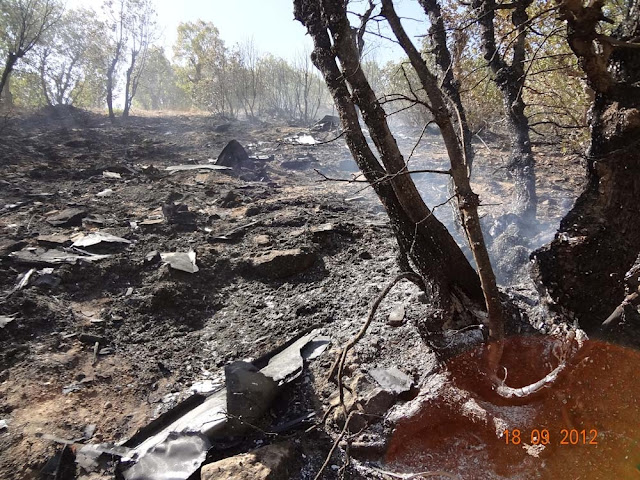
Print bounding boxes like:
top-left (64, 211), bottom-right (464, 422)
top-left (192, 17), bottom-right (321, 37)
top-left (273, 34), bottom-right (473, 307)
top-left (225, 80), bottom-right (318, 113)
top-left (313, 411), bottom-right (356, 480)
top-left (364, 464), bottom-right (461, 479)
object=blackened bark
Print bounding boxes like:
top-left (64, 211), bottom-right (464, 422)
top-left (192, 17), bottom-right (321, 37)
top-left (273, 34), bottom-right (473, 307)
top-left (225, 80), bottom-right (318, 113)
top-left (0, 54), bottom-right (18, 104)
top-left (473, 0), bottom-right (537, 221)
top-left (382, 0), bottom-right (505, 342)
top-left (123, 51), bottom-right (137, 118)
top-left (106, 55), bottom-right (119, 121)
top-left (419, 0), bottom-right (474, 169)
top-left (293, 0), bottom-right (485, 317)
top-left (533, 0), bottom-right (640, 331)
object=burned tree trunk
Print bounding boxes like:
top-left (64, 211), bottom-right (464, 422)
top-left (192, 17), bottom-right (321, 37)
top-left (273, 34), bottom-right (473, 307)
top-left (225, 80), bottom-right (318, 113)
top-left (533, 0), bottom-right (640, 331)
top-left (473, 0), bottom-right (537, 222)
top-left (382, 0), bottom-right (505, 341)
top-left (293, 0), bottom-right (483, 315)
top-left (0, 53), bottom-right (18, 105)
top-left (295, 0), bottom-right (506, 341)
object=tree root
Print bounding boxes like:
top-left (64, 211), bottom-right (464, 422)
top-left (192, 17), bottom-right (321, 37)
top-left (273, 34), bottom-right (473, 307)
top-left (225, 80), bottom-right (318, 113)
top-left (600, 286), bottom-right (640, 332)
top-left (490, 327), bottom-right (587, 400)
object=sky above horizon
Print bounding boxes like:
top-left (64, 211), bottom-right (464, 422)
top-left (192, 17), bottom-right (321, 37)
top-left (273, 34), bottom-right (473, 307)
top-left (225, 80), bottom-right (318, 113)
top-left (65, 0), bottom-right (426, 64)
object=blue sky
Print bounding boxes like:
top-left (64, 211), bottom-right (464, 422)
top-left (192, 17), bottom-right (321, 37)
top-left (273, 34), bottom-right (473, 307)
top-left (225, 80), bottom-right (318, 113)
top-left (67, 0), bottom-right (426, 63)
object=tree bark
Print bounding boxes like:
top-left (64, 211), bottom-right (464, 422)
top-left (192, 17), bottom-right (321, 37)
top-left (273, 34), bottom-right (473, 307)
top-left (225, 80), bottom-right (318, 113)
top-left (123, 51), bottom-right (137, 118)
top-left (473, 0), bottom-right (537, 222)
top-left (533, 0), bottom-right (640, 331)
top-left (0, 54), bottom-right (18, 105)
top-left (293, 0), bottom-right (486, 320)
top-left (106, 55), bottom-right (119, 121)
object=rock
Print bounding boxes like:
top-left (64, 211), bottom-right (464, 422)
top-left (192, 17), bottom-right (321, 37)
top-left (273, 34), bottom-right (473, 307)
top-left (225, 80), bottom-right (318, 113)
top-left (216, 140), bottom-right (250, 169)
top-left (218, 190), bottom-right (243, 208)
top-left (249, 248), bottom-right (316, 279)
top-left (253, 235), bottom-right (271, 246)
top-left (281, 155), bottom-right (318, 170)
top-left (0, 239), bottom-right (26, 257)
top-left (201, 442), bottom-right (296, 480)
top-left (310, 223), bottom-right (334, 234)
top-left (83, 213), bottom-right (106, 226)
top-left (46, 208), bottom-right (86, 227)
top-left (361, 388), bottom-right (396, 416)
top-left (369, 366), bottom-right (413, 395)
top-left (387, 304), bottom-right (405, 326)
top-left (78, 333), bottom-right (107, 345)
top-left (37, 234), bottom-right (71, 247)
top-left (162, 203), bottom-right (197, 227)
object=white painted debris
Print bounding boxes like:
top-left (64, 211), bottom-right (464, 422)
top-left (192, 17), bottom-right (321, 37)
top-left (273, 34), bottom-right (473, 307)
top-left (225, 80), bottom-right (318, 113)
top-left (103, 171), bottom-right (122, 179)
top-left (96, 189), bottom-right (114, 197)
top-left (189, 379), bottom-right (223, 395)
top-left (161, 250), bottom-right (199, 273)
top-left (10, 248), bottom-right (111, 265)
top-left (0, 315), bottom-right (16, 328)
top-left (295, 134), bottom-right (317, 145)
top-left (15, 268), bottom-right (36, 290)
top-left (369, 366), bottom-right (414, 395)
top-left (72, 232), bottom-right (131, 248)
top-left (165, 164), bottom-right (232, 173)
top-left (0, 419), bottom-right (8, 430)
top-left (388, 304), bottom-right (406, 326)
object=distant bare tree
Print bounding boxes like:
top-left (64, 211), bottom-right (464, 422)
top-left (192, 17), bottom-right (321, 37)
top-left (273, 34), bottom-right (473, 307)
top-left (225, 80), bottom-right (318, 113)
top-left (293, 48), bottom-right (327, 123)
top-left (122, 0), bottom-right (156, 117)
top-left (104, 0), bottom-right (126, 120)
top-left (235, 38), bottom-right (261, 119)
top-left (0, 0), bottom-right (60, 105)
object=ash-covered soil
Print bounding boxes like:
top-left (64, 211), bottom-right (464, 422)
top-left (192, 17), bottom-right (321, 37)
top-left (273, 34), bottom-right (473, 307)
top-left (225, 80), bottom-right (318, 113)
top-left (0, 106), bottom-right (586, 479)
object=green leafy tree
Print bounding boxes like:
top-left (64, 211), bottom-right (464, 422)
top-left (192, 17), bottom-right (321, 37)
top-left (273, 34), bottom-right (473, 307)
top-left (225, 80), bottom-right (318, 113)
top-left (174, 20), bottom-right (234, 116)
top-left (134, 46), bottom-right (189, 110)
top-left (33, 8), bottom-right (105, 106)
top-left (0, 0), bottom-right (61, 104)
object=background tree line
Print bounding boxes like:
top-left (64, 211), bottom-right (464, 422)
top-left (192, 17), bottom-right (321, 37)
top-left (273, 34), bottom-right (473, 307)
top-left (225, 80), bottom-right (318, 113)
top-left (0, 0), bottom-right (331, 123)
top-left (1, 0), bottom-right (593, 141)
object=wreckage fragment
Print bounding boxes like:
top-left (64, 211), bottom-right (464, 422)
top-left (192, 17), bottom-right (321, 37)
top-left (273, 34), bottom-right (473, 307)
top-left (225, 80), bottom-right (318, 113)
top-left (72, 232), bottom-right (131, 248)
top-left (165, 164), bottom-right (231, 173)
top-left (160, 250), bottom-right (199, 273)
top-left (215, 140), bottom-right (250, 169)
top-left (106, 331), bottom-right (329, 480)
top-left (10, 248), bottom-right (111, 266)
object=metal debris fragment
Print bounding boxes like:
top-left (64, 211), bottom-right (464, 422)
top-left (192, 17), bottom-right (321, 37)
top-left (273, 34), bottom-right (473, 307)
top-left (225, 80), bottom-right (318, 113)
top-left (160, 250), bottom-right (199, 273)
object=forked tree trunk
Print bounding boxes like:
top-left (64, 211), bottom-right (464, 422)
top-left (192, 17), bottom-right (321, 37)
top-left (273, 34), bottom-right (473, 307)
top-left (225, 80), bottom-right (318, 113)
top-left (295, 0), bottom-right (505, 342)
top-left (293, 0), bottom-right (484, 313)
top-left (533, 0), bottom-right (640, 331)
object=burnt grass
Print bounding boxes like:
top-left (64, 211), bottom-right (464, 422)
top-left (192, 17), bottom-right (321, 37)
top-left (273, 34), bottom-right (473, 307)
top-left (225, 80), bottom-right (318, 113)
top-left (0, 106), bottom-right (589, 479)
